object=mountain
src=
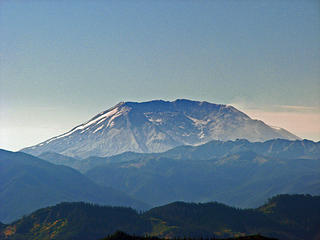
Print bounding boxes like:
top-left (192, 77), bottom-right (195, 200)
top-left (37, 151), bottom-right (86, 171)
top-left (1, 194), bottom-right (319, 240)
top-left (34, 139), bottom-right (319, 173)
top-left (144, 194), bottom-right (320, 239)
top-left (101, 231), bottom-right (275, 240)
top-left (85, 150), bottom-right (320, 208)
top-left (21, 99), bottom-right (299, 158)
top-left (38, 151), bottom-right (151, 173)
top-left (161, 138), bottom-right (320, 160)
top-left (0, 202), bottom-right (150, 240)
top-left (26, 139), bottom-right (320, 209)
top-left (0, 149), bottom-right (149, 223)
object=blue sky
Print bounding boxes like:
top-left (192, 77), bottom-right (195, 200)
top-left (1, 0), bottom-right (319, 150)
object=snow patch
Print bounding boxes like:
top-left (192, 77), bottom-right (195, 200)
top-left (146, 117), bottom-right (163, 123)
top-left (93, 125), bottom-right (104, 133)
top-left (149, 118), bottom-right (162, 124)
top-left (144, 113), bottom-right (164, 124)
top-left (271, 126), bottom-right (282, 131)
top-left (186, 115), bottom-right (210, 126)
top-left (96, 118), bottom-right (107, 125)
top-left (82, 107), bottom-right (119, 128)
top-left (106, 110), bottom-right (124, 127)
top-left (45, 107), bottom-right (120, 143)
top-left (186, 115), bottom-right (208, 139)
top-left (199, 132), bottom-right (205, 139)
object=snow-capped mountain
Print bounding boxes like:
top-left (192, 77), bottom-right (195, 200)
top-left (22, 99), bottom-right (300, 158)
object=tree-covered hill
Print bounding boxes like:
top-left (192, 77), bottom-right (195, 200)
top-left (1, 194), bottom-right (319, 240)
top-left (1, 202), bottom-right (150, 240)
top-left (100, 231), bottom-right (277, 240)
top-left (145, 194), bottom-right (320, 239)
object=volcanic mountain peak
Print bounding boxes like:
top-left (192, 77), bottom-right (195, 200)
top-left (22, 99), bottom-right (299, 158)
top-left (42, 103), bottom-right (129, 145)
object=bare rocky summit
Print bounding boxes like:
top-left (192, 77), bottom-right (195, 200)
top-left (22, 99), bottom-right (299, 158)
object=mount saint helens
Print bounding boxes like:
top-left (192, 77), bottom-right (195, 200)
top-left (22, 99), bottom-right (299, 158)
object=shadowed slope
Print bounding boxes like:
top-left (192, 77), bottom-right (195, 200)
top-left (0, 149), bottom-right (149, 223)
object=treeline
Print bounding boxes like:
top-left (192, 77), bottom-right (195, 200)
top-left (100, 231), bottom-right (277, 240)
top-left (1, 194), bottom-right (319, 240)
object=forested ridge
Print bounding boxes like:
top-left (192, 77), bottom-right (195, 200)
top-left (1, 194), bottom-right (319, 240)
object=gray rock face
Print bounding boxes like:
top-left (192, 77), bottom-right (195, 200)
top-left (22, 99), bottom-right (299, 158)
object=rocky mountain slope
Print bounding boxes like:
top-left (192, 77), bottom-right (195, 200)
top-left (22, 99), bottom-right (299, 158)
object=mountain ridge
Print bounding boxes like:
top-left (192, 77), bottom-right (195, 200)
top-left (85, 150), bottom-right (320, 208)
top-left (0, 149), bottom-right (149, 223)
top-left (1, 194), bottom-right (319, 240)
top-left (21, 99), bottom-right (299, 158)
top-left (35, 138), bottom-right (320, 173)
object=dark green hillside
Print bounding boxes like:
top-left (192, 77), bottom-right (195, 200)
top-left (1, 195), bottom-right (319, 240)
top-left (0, 222), bottom-right (5, 237)
top-left (100, 231), bottom-right (276, 240)
top-left (2, 202), bottom-right (150, 240)
top-left (144, 195), bottom-right (320, 240)
top-left (258, 194), bottom-right (320, 239)
top-left (144, 201), bottom-right (269, 238)
top-left (0, 149), bottom-right (149, 223)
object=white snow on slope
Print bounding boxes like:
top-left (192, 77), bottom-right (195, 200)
top-left (186, 115), bottom-right (211, 126)
top-left (147, 118), bottom-right (163, 123)
top-left (82, 108), bottom-right (119, 128)
top-left (271, 126), bottom-right (282, 131)
top-left (93, 125), bottom-right (104, 133)
top-left (44, 108), bottom-right (120, 144)
top-left (106, 108), bottom-right (126, 127)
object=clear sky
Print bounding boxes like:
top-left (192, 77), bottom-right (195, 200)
top-left (1, 0), bottom-right (319, 151)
